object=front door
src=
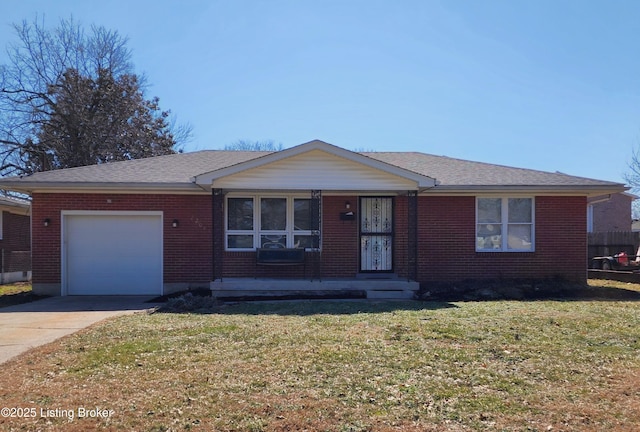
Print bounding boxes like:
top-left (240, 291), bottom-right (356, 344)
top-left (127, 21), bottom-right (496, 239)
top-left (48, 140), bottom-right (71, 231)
top-left (360, 197), bottom-right (393, 272)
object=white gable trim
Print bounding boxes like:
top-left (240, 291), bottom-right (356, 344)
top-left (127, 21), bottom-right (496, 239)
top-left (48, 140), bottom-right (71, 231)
top-left (193, 140), bottom-right (437, 190)
top-left (208, 149), bottom-right (420, 191)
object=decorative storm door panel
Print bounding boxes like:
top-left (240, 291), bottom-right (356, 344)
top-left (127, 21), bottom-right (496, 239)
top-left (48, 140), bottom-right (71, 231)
top-left (360, 197), bottom-right (393, 271)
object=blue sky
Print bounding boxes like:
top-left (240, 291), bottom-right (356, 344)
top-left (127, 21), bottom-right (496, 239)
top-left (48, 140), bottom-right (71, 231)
top-left (1, 0), bottom-right (639, 184)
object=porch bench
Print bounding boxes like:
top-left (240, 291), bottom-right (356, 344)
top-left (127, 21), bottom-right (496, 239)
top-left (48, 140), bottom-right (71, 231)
top-left (256, 248), bottom-right (306, 279)
top-left (256, 248), bottom-right (305, 265)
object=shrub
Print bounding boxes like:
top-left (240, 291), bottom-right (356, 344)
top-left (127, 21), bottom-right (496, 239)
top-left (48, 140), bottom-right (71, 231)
top-left (157, 292), bottom-right (220, 313)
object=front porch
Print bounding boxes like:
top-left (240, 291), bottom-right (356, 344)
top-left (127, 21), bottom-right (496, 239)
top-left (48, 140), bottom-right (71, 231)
top-left (210, 192), bottom-right (420, 300)
top-left (211, 277), bottom-right (419, 300)
top-left (200, 141), bottom-right (434, 300)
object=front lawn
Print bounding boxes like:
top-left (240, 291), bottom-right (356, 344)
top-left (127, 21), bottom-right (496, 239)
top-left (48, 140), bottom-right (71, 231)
top-left (0, 280), bottom-right (639, 431)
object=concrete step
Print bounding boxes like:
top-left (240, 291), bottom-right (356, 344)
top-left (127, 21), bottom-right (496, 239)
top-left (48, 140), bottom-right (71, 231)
top-left (366, 289), bottom-right (416, 300)
top-left (211, 278), bottom-right (419, 300)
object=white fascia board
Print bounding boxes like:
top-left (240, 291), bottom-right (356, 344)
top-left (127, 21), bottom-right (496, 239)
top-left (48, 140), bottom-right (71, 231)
top-left (422, 184), bottom-right (628, 196)
top-left (0, 182), bottom-right (208, 195)
top-left (193, 140), bottom-right (437, 189)
top-left (621, 191), bottom-right (640, 200)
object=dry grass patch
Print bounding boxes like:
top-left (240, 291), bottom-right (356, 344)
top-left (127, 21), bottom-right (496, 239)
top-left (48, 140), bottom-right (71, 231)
top-left (0, 282), bottom-right (31, 296)
top-left (0, 282), bottom-right (38, 308)
top-left (0, 280), bottom-right (639, 431)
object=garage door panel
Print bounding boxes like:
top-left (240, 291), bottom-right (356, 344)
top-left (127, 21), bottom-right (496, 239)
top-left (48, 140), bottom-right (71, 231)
top-left (65, 214), bottom-right (162, 295)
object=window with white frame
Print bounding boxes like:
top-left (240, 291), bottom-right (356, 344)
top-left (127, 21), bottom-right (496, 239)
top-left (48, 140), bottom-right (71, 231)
top-left (476, 197), bottom-right (534, 251)
top-left (226, 195), bottom-right (317, 250)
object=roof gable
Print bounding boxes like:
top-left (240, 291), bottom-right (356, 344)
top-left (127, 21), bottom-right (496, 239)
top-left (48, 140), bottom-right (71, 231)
top-left (193, 140), bottom-right (438, 191)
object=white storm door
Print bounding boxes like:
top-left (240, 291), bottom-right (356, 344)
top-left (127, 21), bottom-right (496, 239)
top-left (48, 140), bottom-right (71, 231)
top-left (360, 197), bottom-right (393, 272)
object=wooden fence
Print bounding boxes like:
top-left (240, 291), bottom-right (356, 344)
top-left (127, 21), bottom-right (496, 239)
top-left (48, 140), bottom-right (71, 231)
top-left (587, 232), bottom-right (640, 259)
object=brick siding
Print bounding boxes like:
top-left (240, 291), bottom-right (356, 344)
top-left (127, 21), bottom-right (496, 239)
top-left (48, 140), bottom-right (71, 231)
top-left (319, 195), bottom-right (359, 277)
top-left (0, 211), bottom-right (30, 251)
top-left (31, 192), bottom-right (588, 287)
top-left (221, 195), bottom-right (361, 278)
top-left (0, 211), bottom-right (31, 272)
top-left (417, 196), bottom-right (587, 283)
top-left (31, 193), bottom-right (212, 285)
top-left (590, 193), bottom-right (632, 232)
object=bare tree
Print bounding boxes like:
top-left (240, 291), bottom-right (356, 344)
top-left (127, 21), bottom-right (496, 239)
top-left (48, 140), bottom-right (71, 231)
top-left (224, 139), bottom-right (283, 151)
top-left (624, 145), bottom-right (640, 218)
top-left (626, 144), bottom-right (640, 186)
top-left (0, 16), bottom-right (190, 176)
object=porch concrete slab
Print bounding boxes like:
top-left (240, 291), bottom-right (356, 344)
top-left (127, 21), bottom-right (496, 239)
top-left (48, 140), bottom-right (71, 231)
top-left (211, 278), bottom-right (419, 300)
top-left (365, 289), bottom-right (416, 300)
top-left (0, 296), bottom-right (158, 365)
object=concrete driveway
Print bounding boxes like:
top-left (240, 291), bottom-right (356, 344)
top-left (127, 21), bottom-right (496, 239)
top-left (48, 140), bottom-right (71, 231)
top-left (0, 296), bottom-right (159, 364)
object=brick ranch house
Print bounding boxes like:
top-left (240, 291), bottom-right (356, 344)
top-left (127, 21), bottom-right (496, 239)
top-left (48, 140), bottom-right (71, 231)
top-left (0, 196), bottom-right (31, 284)
top-left (0, 140), bottom-right (626, 298)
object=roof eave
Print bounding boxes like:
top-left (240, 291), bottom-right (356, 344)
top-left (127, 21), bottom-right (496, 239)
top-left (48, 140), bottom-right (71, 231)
top-left (0, 181), bottom-right (208, 194)
top-left (0, 199), bottom-right (30, 215)
top-left (423, 184), bottom-right (628, 196)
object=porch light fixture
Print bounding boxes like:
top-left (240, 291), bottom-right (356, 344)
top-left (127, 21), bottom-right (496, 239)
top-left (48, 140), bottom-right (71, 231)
top-left (43, 218), bottom-right (51, 227)
top-left (172, 219), bottom-right (179, 228)
top-left (340, 201), bottom-right (355, 220)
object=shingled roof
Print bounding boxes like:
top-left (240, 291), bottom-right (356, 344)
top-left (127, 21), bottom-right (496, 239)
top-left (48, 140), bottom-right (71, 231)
top-left (0, 140), bottom-right (624, 195)
top-left (365, 152), bottom-right (620, 189)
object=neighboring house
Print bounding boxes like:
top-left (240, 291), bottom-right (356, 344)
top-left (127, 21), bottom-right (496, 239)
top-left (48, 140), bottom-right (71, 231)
top-left (0, 140), bottom-right (625, 298)
top-left (587, 192), bottom-right (636, 232)
top-left (0, 196), bottom-right (31, 284)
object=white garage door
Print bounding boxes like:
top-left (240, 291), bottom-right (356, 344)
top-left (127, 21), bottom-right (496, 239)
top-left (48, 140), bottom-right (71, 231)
top-left (64, 212), bottom-right (163, 295)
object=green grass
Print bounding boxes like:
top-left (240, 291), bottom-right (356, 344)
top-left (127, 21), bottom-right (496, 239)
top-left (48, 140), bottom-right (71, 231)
top-left (0, 281), bottom-right (639, 431)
